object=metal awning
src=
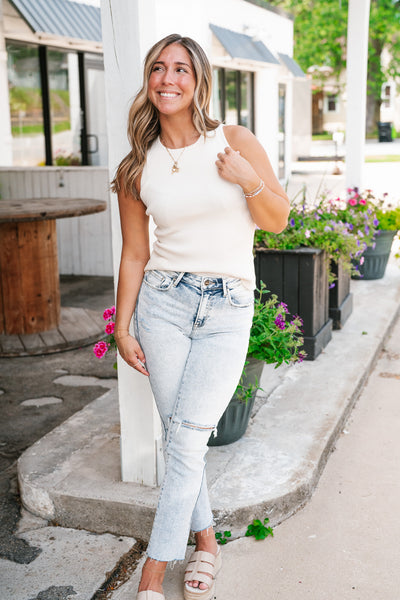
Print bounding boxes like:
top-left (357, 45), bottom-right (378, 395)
top-left (278, 53), bottom-right (306, 78)
top-left (210, 23), bottom-right (279, 65)
top-left (10, 0), bottom-right (102, 42)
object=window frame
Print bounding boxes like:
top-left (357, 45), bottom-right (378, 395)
top-left (213, 67), bottom-right (255, 132)
top-left (6, 40), bottom-right (95, 166)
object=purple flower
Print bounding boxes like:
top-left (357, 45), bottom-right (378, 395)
top-left (329, 283), bottom-right (336, 289)
top-left (278, 302), bottom-right (288, 313)
top-left (289, 217), bottom-right (295, 227)
top-left (291, 314), bottom-right (304, 327)
top-left (365, 225), bottom-right (370, 235)
top-left (275, 314), bottom-right (286, 330)
top-left (324, 225), bottom-right (332, 232)
top-left (348, 223), bottom-right (354, 231)
top-left (298, 350), bottom-right (307, 363)
top-left (373, 218), bottom-right (379, 227)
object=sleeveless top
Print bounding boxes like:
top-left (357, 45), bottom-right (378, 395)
top-left (140, 124), bottom-right (256, 289)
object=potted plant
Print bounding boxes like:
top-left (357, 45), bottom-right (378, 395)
top-left (352, 195), bottom-right (400, 280)
top-left (253, 187), bottom-right (371, 353)
top-left (314, 187), bottom-right (378, 327)
top-left (208, 284), bottom-right (305, 446)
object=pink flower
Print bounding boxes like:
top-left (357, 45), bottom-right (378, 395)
top-left (103, 305), bottom-right (116, 321)
top-left (105, 322), bottom-right (115, 335)
top-left (348, 198), bottom-right (357, 206)
top-left (93, 341), bottom-right (109, 358)
top-left (358, 198), bottom-right (366, 205)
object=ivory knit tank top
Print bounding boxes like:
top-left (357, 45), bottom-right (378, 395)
top-left (140, 124), bottom-right (256, 289)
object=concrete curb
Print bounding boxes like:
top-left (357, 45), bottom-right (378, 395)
top-left (18, 263), bottom-right (400, 541)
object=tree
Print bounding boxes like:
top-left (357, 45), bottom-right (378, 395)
top-left (267, 0), bottom-right (400, 133)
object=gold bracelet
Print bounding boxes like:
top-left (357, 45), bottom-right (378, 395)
top-left (244, 179), bottom-right (265, 199)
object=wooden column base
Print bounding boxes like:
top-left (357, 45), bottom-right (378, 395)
top-left (0, 220), bottom-right (60, 334)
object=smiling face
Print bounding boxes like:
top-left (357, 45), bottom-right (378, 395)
top-left (147, 43), bottom-right (196, 119)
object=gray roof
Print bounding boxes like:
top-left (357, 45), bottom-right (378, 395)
top-left (278, 53), bottom-right (306, 78)
top-left (210, 24), bottom-right (279, 65)
top-left (10, 0), bottom-right (102, 42)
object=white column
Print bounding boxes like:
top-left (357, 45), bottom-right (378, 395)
top-left (0, 1), bottom-right (13, 166)
top-left (345, 0), bottom-right (371, 190)
top-left (255, 67), bottom-right (279, 175)
top-left (284, 77), bottom-right (293, 183)
top-left (100, 0), bottom-right (163, 485)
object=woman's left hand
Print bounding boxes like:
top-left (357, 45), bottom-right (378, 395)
top-left (216, 146), bottom-right (259, 192)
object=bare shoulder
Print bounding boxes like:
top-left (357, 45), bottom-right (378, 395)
top-left (223, 125), bottom-right (269, 166)
top-left (223, 125), bottom-right (256, 148)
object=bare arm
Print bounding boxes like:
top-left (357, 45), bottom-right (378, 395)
top-left (114, 179), bottom-right (150, 375)
top-left (216, 125), bottom-right (290, 232)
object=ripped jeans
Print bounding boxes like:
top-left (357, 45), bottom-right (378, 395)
top-left (134, 270), bottom-right (254, 561)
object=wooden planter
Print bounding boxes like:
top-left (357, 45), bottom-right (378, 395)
top-left (329, 261), bottom-right (353, 330)
top-left (254, 247), bottom-right (332, 360)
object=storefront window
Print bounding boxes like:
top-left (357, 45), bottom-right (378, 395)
top-left (84, 53), bottom-right (108, 166)
top-left (213, 68), bottom-right (254, 131)
top-left (212, 68), bottom-right (223, 122)
top-left (225, 70), bottom-right (239, 125)
top-left (7, 42), bottom-right (45, 166)
top-left (47, 49), bottom-right (81, 165)
top-left (240, 72), bottom-right (253, 128)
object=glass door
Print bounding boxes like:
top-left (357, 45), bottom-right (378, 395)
top-left (84, 54), bottom-right (108, 166)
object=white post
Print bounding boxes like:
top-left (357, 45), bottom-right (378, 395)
top-left (0, 1), bottom-right (13, 166)
top-left (100, 0), bottom-right (162, 485)
top-left (345, 0), bottom-right (371, 191)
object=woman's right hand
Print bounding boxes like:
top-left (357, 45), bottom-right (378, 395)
top-left (115, 334), bottom-right (149, 376)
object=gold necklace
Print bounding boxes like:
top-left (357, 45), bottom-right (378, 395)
top-left (160, 139), bottom-right (187, 174)
top-left (160, 133), bottom-right (199, 174)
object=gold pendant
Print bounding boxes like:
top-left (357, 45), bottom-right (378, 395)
top-left (172, 162), bottom-right (179, 174)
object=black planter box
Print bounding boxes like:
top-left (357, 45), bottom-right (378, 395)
top-left (254, 247), bottom-right (332, 360)
top-left (329, 261), bottom-right (353, 330)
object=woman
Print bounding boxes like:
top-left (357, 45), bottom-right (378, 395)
top-left (112, 33), bottom-right (289, 600)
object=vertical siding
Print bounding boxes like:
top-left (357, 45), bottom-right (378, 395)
top-left (0, 167), bottom-right (113, 276)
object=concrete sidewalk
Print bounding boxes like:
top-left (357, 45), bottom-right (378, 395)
top-left (17, 261), bottom-right (400, 539)
top-left (153, 301), bottom-right (400, 600)
top-left (4, 254), bottom-right (397, 599)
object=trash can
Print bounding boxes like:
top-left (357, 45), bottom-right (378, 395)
top-left (377, 122), bottom-right (392, 142)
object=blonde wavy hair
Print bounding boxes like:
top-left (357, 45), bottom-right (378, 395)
top-left (111, 33), bottom-right (220, 197)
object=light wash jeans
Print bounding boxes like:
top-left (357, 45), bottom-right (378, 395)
top-left (134, 270), bottom-right (254, 561)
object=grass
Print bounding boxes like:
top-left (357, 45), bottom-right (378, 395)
top-left (365, 155), bottom-right (400, 163)
top-left (11, 120), bottom-right (71, 137)
top-left (312, 133), bottom-right (333, 141)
